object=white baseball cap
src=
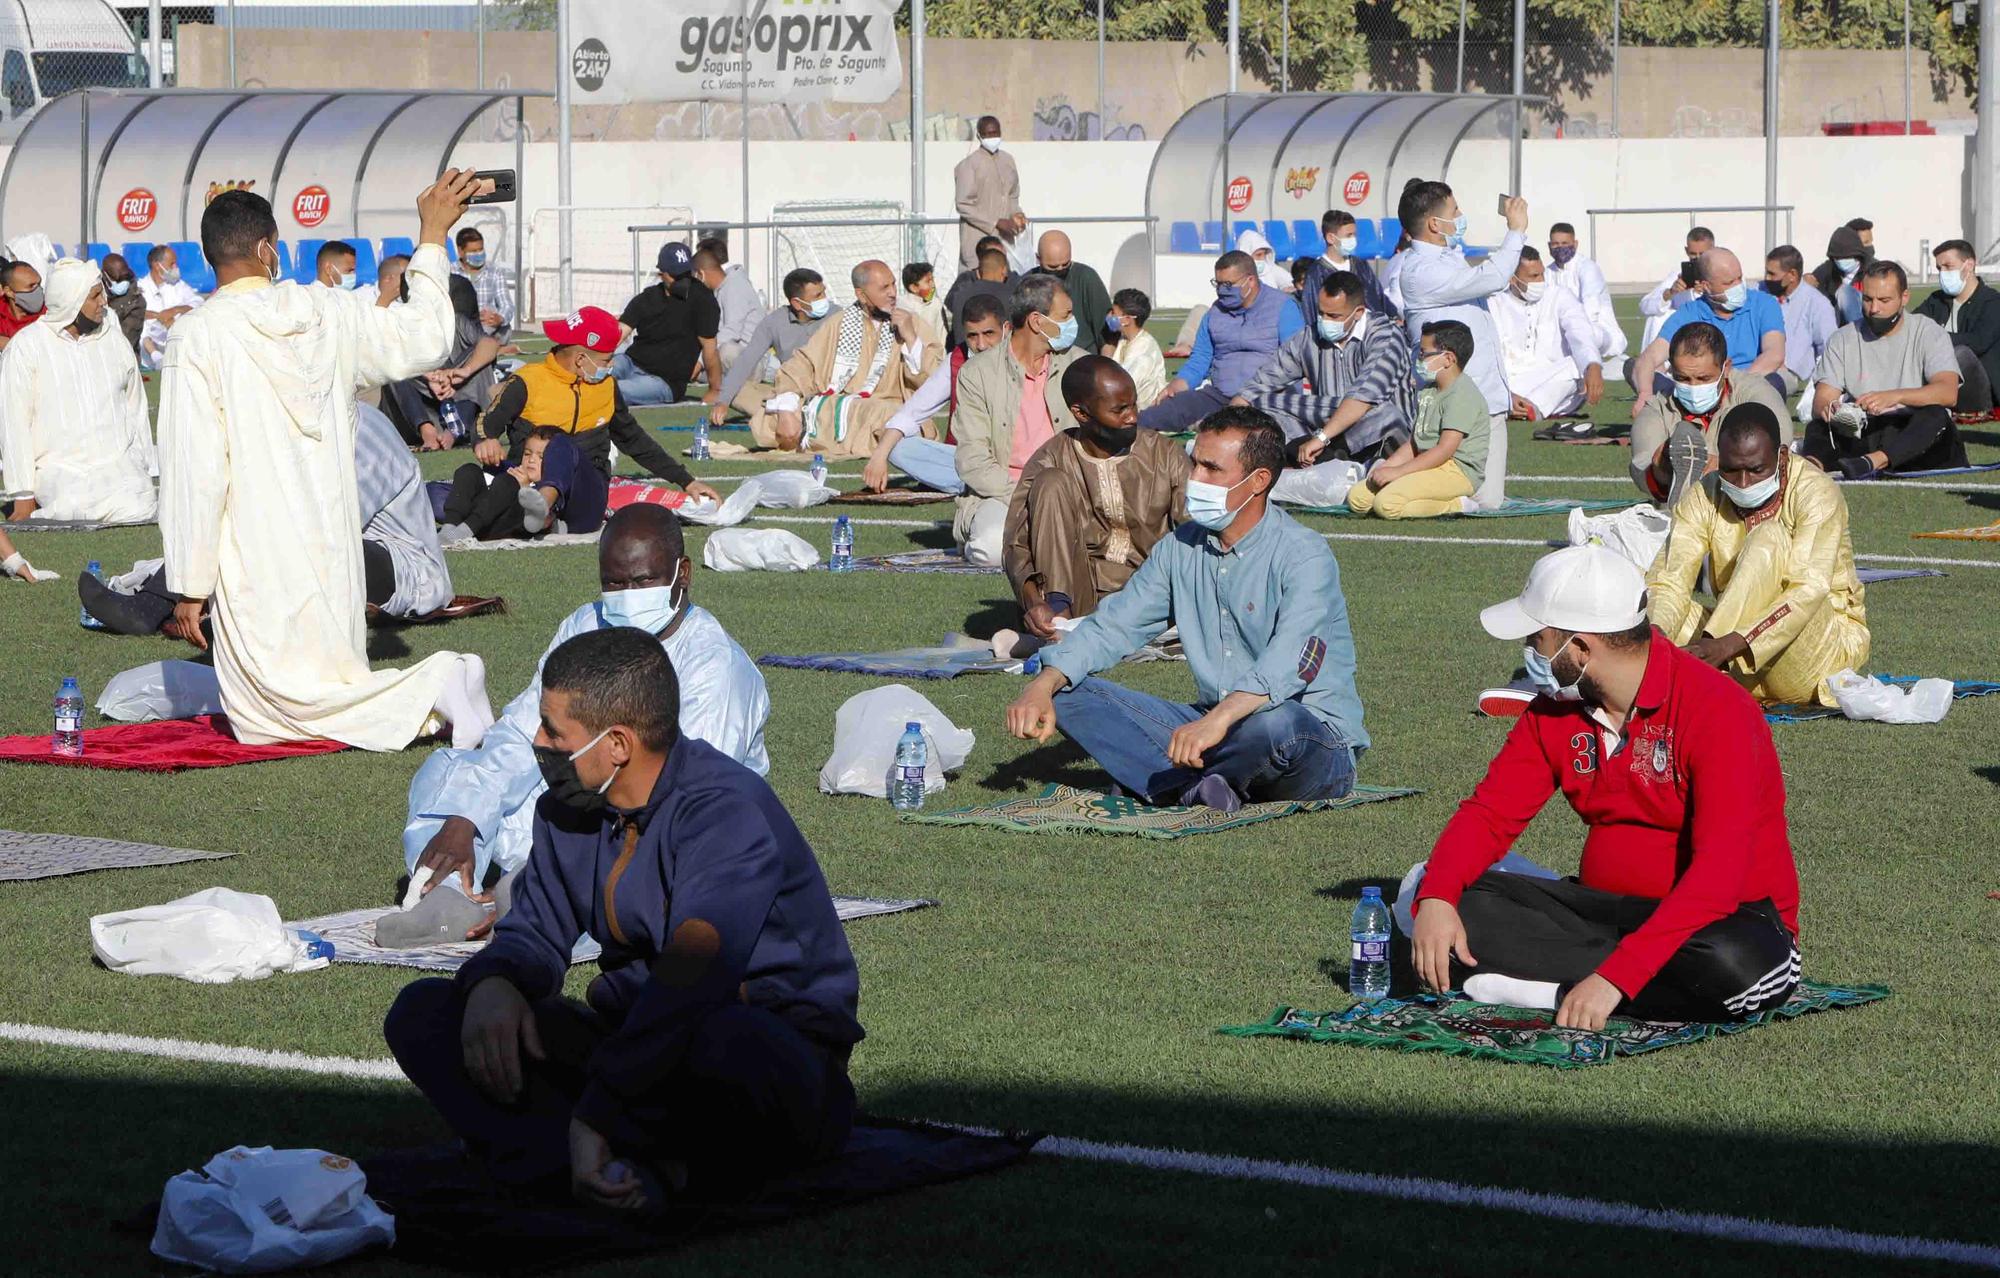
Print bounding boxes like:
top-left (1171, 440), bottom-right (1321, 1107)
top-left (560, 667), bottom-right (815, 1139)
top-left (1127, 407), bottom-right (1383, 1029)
top-left (1480, 544), bottom-right (1648, 640)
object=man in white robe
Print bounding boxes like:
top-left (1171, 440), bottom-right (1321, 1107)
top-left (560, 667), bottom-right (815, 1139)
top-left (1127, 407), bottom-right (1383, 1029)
top-left (382, 504), bottom-right (770, 946)
top-left (1490, 247), bottom-right (1605, 421)
top-left (0, 258), bottom-right (156, 524)
top-left (1545, 222), bottom-right (1628, 373)
top-left (158, 173), bottom-right (495, 750)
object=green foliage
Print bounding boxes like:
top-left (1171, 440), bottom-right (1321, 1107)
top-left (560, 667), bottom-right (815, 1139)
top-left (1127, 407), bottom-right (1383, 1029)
top-left (488, 0), bottom-right (555, 32)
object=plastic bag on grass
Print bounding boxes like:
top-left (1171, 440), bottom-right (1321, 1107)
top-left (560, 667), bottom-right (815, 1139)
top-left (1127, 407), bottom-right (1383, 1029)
top-left (152, 1145), bottom-right (394, 1274)
top-left (1569, 503), bottom-right (1671, 574)
top-left (702, 528), bottom-right (821, 571)
top-left (746, 469), bottom-right (837, 509)
top-left (1271, 459), bottom-right (1367, 508)
top-left (819, 684), bottom-right (974, 798)
top-left (90, 887), bottom-right (329, 984)
top-left (1826, 670), bottom-right (1953, 724)
top-left (97, 659), bottom-right (223, 723)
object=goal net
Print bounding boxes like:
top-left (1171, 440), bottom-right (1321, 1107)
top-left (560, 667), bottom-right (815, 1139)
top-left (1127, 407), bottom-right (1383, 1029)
top-left (769, 200), bottom-right (954, 305)
top-left (528, 206), bottom-right (693, 320)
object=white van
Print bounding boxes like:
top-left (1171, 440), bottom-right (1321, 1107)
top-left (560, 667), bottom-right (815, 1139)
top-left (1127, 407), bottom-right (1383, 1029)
top-left (0, 0), bottom-right (148, 140)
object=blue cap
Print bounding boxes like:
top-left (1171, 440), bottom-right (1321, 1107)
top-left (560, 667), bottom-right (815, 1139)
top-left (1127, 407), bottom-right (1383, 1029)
top-left (657, 241), bottom-right (693, 276)
top-left (1361, 886), bottom-right (1383, 900)
top-left (906, 721), bottom-right (922, 733)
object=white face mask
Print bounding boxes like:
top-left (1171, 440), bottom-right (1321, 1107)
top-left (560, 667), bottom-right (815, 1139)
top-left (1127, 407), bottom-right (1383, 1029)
top-left (598, 566), bottom-right (683, 633)
top-left (338, 271), bottom-right (358, 291)
top-left (1719, 473), bottom-right (1781, 510)
top-left (979, 136), bottom-right (1002, 154)
top-left (1337, 235), bottom-right (1358, 257)
top-left (106, 278), bottom-right (131, 297)
top-left (257, 242), bottom-right (280, 283)
top-left (1518, 280), bottom-right (1547, 303)
top-left (803, 296), bottom-right (832, 319)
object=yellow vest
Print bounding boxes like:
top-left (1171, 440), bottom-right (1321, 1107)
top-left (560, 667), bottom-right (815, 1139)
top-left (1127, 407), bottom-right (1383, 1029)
top-left (508, 354), bottom-right (617, 435)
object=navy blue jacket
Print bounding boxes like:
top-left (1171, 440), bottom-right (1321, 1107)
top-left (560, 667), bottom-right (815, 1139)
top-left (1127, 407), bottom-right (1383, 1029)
top-left (458, 736), bottom-right (863, 1134)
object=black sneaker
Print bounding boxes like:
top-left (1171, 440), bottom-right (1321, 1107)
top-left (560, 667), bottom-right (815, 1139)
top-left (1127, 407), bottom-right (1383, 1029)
top-left (77, 572), bottom-right (175, 636)
top-left (1836, 455), bottom-right (1880, 482)
top-left (1533, 419), bottom-right (1597, 442)
top-left (1664, 422), bottom-right (1710, 508)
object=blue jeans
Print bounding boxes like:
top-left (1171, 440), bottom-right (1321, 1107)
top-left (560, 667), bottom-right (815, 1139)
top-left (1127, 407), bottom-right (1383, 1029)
top-left (1052, 677), bottom-right (1356, 805)
top-left (889, 435), bottom-right (964, 494)
top-left (612, 352), bottom-right (676, 407)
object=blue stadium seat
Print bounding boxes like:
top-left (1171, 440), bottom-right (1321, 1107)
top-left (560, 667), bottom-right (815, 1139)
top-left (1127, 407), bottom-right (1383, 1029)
top-left (1290, 220), bottom-right (1326, 260)
top-left (83, 242), bottom-right (110, 264)
top-left (169, 242), bottom-right (214, 292)
top-left (1261, 220), bottom-right (1295, 259)
top-left (1230, 220), bottom-right (1260, 250)
top-left (274, 242), bottom-right (295, 281)
top-left (122, 240), bottom-right (156, 274)
top-left (350, 239), bottom-right (378, 286)
top-left (291, 238), bottom-right (325, 284)
top-left (1351, 221), bottom-right (1385, 260)
top-left (379, 235), bottom-right (416, 262)
top-left (1169, 221), bottom-right (1202, 254)
top-left (1380, 217), bottom-right (1403, 250)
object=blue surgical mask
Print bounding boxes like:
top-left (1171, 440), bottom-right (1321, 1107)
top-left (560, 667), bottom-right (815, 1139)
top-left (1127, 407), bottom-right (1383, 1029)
top-left (1436, 213), bottom-right (1468, 250)
top-left (1940, 268), bottom-right (1967, 297)
top-left (1104, 314), bottom-right (1124, 338)
top-left (106, 278), bottom-right (130, 297)
top-left (1413, 353), bottom-right (1442, 385)
top-left (1673, 378), bottom-right (1722, 414)
top-left (1719, 473), bottom-right (1781, 510)
top-left (1213, 282), bottom-right (1245, 312)
top-left (1337, 235), bottom-right (1358, 256)
top-left (463, 251), bottom-right (487, 269)
top-left (1317, 316), bottom-right (1346, 343)
top-left (1185, 473), bottom-right (1255, 531)
top-left (804, 296), bottom-right (832, 319)
top-left (598, 573), bottom-right (681, 633)
top-left (1042, 313), bottom-right (1078, 352)
top-left (581, 358), bottom-right (612, 383)
top-left (1835, 257), bottom-right (1861, 276)
top-left (1522, 636), bottom-right (1585, 701)
top-left (1713, 281), bottom-right (1748, 311)
top-left (338, 271), bottom-right (358, 291)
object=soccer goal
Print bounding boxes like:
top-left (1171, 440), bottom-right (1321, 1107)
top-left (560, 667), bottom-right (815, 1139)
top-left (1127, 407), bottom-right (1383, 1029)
top-left (769, 200), bottom-right (952, 305)
top-left (528, 205), bottom-right (693, 319)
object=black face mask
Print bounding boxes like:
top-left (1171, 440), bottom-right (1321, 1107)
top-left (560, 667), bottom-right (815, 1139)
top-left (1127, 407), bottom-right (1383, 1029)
top-left (1042, 264), bottom-right (1071, 280)
top-left (1864, 312), bottom-right (1900, 338)
top-left (1082, 420), bottom-right (1137, 455)
top-left (533, 729), bottom-right (617, 816)
top-left (71, 312), bottom-right (102, 335)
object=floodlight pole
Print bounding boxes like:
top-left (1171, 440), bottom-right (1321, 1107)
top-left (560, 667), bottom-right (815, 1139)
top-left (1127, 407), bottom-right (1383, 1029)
top-left (147, 0), bottom-right (161, 88)
top-left (1509, 0), bottom-right (1524, 195)
top-left (1227, 0), bottom-right (1239, 92)
top-left (1764, 0), bottom-right (1779, 251)
top-left (912, 0), bottom-right (925, 259)
top-left (227, 0), bottom-right (237, 88)
top-left (556, 0), bottom-right (572, 312)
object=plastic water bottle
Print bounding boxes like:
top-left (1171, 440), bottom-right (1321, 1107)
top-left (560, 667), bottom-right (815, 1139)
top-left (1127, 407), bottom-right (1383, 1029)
top-left (79, 561), bottom-right (105, 629)
top-left (890, 721), bottom-right (928, 811)
top-left (438, 399), bottom-right (465, 444)
top-left (53, 676), bottom-right (84, 757)
top-left (829, 515), bottom-right (854, 572)
top-left (690, 418), bottom-right (711, 462)
top-left (809, 453), bottom-right (827, 486)
top-left (1348, 886), bottom-right (1392, 1001)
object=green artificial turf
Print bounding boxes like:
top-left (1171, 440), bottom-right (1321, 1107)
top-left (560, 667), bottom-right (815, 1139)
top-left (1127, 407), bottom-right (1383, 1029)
top-left (0, 300), bottom-right (1996, 1275)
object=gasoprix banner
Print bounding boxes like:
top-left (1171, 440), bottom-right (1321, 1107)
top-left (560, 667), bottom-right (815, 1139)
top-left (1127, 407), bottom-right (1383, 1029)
top-left (569, 0), bottom-right (901, 105)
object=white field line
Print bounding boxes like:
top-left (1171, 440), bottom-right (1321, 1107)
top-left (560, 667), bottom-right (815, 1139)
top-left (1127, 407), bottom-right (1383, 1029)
top-left (1506, 473), bottom-right (2000, 493)
top-left (3, 1021), bottom-right (1997, 1270)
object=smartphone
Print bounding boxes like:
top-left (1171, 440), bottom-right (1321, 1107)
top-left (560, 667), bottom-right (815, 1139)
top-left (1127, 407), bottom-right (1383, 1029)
top-left (1496, 193), bottom-right (1514, 215)
top-left (1679, 259), bottom-right (1702, 287)
top-left (469, 168), bottom-right (516, 205)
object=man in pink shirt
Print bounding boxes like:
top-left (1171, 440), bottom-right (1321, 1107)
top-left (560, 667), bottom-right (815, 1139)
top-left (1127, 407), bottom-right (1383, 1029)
top-left (950, 275), bottom-right (1085, 565)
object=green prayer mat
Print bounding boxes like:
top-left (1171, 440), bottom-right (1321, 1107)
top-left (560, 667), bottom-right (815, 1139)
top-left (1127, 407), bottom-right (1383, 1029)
top-left (1292, 496), bottom-right (1633, 520)
top-left (1219, 980), bottom-right (1889, 1068)
top-left (901, 782), bottom-right (1419, 839)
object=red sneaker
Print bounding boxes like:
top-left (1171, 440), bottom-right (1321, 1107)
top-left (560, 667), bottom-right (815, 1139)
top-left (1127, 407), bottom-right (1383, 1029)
top-left (1476, 687), bottom-right (1536, 718)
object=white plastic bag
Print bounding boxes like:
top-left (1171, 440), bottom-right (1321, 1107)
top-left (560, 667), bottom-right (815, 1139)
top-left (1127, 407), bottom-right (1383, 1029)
top-left (97, 659), bottom-right (223, 723)
top-left (1569, 502), bottom-right (1671, 574)
top-left (819, 684), bottom-right (974, 798)
top-left (677, 482), bottom-right (760, 528)
top-left (746, 469), bottom-right (837, 509)
top-left (1392, 852), bottom-right (1560, 938)
top-left (1271, 458), bottom-right (1367, 508)
top-left (152, 1145), bottom-right (395, 1274)
top-left (90, 887), bottom-right (328, 984)
top-left (701, 527), bottom-right (822, 571)
top-left (1826, 670), bottom-right (1954, 724)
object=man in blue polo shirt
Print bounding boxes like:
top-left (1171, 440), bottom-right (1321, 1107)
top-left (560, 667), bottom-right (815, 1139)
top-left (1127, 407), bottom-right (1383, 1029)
top-left (1628, 247), bottom-right (1786, 419)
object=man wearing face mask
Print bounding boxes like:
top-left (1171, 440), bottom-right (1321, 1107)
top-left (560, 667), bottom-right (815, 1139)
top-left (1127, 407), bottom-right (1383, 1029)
top-left (1139, 249), bottom-right (1305, 434)
top-left (453, 227), bottom-right (513, 337)
top-left (138, 245), bottom-right (200, 368)
top-left (385, 627), bottom-right (856, 1211)
top-left (711, 268), bottom-right (835, 433)
top-left (386, 504), bottom-right (769, 947)
top-left (1809, 225), bottom-right (1872, 328)
top-left (613, 243), bottom-right (722, 409)
top-left (1001, 356), bottom-right (1189, 645)
top-left (313, 240), bottom-right (360, 292)
top-left (1407, 543), bottom-right (1802, 1031)
top-left (1914, 240), bottom-right (2000, 415)
top-left (759, 259), bottom-right (940, 458)
top-left (950, 275), bottom-right (1083, 566)
top-left (1762, 246), bottom-right (1836, 399)
top-left (1231, 269), bottom-right (1413, 466)
top-left (1629, 321), bottom-right (1790, 506)
top-left (0, 259), bottom-right (44, 352)
top-left (861, 292), bottom-right (1012, 495)
top-left (1649, 404), bottom-right (1867, 708)
top-left (1396, 181), bottom-right (1529, 511)
top-left (474, 307), bottom-right (719, 519)
top-left (0, 258), bottom-right (155, 524)
top-left (1031, 230), bottom-right (1112, 353)
top-left (1488, 246), bottom-right (1605, 425)
top-left (1006, 406), bottom-right (1367, 812)
top-left (1630, 247), bottom-right (1786, 416)
top-left (101, 253), bottom-right (145, 356)
top-left (1295, 208), bottom-right (1396, 326)
top-left (1544, 222), bottom-right (1625, 372)
top-left (1347, 321), bottom-right (1492, 519)
top-left (954, 115), bottom-right (1027, 273)
top-left (1803, 260), bottom-right (1964, 479)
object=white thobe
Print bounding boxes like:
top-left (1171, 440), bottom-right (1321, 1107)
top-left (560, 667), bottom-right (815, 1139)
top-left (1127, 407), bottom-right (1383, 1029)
top-left (138, 276), bottom-right (203, 369)
top-left (1547, 253), bottom-right (1627, 363)
top-left (1637, 272), bottom-right (1701, 350)
top-left (159, 243), bottom-right (459, 749)
top-left (400, 601), bottom-right (771, 885)
top-left (0, 316), bottom-right (157, 523)
top-left (1490, 287), bottom-right (1603, 418)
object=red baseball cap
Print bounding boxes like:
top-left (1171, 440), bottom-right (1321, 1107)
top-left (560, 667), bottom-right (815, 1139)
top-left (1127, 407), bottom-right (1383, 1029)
top-left (542, 306), bottom-right (620, 352)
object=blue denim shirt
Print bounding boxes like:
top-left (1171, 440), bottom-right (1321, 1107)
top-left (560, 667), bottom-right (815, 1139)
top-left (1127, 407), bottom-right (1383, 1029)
top-left (1045, 504), bottom-right (1369, 752)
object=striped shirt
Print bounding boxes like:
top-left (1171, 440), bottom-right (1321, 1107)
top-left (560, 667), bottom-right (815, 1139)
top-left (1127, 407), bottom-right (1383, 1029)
top-left (1237, 309), bottom-right (1416, 429)
top-left (454, 262), bottom-right (515, 337)
top-left (355, 401), bottom-right (452, 618)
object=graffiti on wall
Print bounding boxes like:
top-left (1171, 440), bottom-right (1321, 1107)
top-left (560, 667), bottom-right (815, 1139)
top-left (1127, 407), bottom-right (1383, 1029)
top-left (1031, 96), bottom-right (1146, 142)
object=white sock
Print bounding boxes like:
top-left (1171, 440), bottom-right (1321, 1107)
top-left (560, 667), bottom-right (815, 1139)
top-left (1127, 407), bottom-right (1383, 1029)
top-left (1463, 972), bottom-right (1561, 1010)
top-left (431, 654), bottom-right (496, 749)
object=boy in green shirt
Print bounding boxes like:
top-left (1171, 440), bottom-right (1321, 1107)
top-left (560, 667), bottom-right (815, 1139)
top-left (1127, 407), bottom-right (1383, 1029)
top-left (1347, 319), bottom-right (1489, 519)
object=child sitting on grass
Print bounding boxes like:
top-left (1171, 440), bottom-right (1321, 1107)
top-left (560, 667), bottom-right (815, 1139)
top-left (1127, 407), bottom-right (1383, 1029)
top-left (439, 425), bottom-right (593, 542)
top-left (1347, 319), bottom-right (1490, 520)
top-left (1106, 287), bottom-right (1167, 407)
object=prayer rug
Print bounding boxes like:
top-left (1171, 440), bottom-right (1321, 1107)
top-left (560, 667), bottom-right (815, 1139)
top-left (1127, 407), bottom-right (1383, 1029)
top-left (0, 830), bottom-right (234, 882)
top-left (354, 1120), bottom-right (1032, 1275)
top-left (1846, 461), bottom-right (2000, 481)
top-left (368, 595), bottom-right (506, 625)
top-left (1762, 677), bottom-right (2000, 724)
top-left (850, 548), bottom-right (998, 574)
top-left (759, 647), bottom-right (1019, 680)
top-left (1219, 981), bottom-right (1889, 1069)
top-left (832, 488), bottom-right (955, 505)
top-left (443, 530), bottom-right (602, 551)
top-left (0, 517), bottom-right (153, 533)
top-left (1855, 566), bottom-right (1945, 583)
top-left (1914, 520), bottom-right (2000, 543)
top-left (903, 782), bottom-right (1420, 839)
top-left (0, 715), bottom-right (347, 771)
top-left (288, 897), bottom-right (938, 972)
top-left (1292, 497), bottom-right (1632, 520)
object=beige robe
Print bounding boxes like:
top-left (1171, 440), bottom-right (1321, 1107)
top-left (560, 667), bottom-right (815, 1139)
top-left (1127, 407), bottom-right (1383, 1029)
top-left (758, 308), bottom-right (941, 458)
top-left (159, 244), bottom-right (462, 748)
top-left (953, 147), bottom-right (1023, 271)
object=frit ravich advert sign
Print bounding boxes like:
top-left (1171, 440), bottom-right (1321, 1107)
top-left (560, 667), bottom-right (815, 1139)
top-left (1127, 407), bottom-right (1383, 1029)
top-left (571, 0), bottom-right (901, 105)
top-left (1225, 176), bottom-right (1253, 213)
top-left (117, 189), bottom-right (156, 232)
top-left (293, 185), bottom-right (331, 228)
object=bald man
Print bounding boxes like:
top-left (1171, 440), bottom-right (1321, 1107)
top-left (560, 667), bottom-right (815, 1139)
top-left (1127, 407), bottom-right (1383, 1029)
top-left (752, 259), bottom-right (942, 457)
top-left (1003, 355), bottom-right (1189, 644)
top-left (1033, 231), bottom-right (1113, 355)
top-left (1628, 247), bottom-right (1787, 416)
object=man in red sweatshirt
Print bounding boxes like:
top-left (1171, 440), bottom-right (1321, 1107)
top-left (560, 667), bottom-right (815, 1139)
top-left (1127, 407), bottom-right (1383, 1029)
top-left (1411, 544), bottom-right (1801, 1029)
